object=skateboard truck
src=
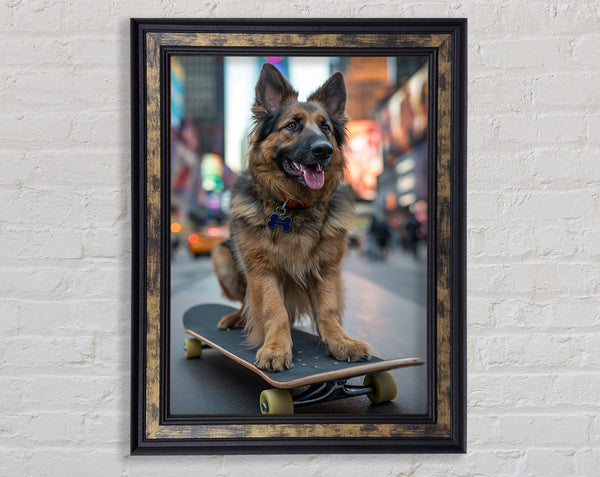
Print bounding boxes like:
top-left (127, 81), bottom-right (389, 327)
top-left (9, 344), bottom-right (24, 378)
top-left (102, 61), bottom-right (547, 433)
top-left (259, 371), bottom-right (398, 415)
top-left (260, 377), bottom-right (394, 412)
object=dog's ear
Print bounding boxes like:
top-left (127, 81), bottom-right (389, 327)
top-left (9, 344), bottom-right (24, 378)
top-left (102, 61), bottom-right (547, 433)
top-left (254, 63), bottom-right (298, 113)
top-left (307, 72), bottom-right (347, 119)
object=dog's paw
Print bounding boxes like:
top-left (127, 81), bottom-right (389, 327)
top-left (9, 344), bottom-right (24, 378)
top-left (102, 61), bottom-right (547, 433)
top-left (325, 337), bottom-right (372, 363)
top-left (217, 310), bottom-right (244, 330)
top-left (254, 345), bottom-right (294, 372)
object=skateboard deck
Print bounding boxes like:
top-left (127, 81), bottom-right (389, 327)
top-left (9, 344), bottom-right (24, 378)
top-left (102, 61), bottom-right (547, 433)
top-left (182, 304), bottom-right (424, 390)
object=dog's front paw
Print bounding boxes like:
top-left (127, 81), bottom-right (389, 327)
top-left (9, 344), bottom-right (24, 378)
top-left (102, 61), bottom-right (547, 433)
top-left (254, 345), bottom-right (294, 372)
top-left (326, 337), bottom-right (372, 363)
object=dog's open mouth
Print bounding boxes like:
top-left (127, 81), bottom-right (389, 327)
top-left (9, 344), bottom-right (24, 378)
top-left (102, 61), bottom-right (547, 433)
top-left (283, 159), bottom-right (325, 190)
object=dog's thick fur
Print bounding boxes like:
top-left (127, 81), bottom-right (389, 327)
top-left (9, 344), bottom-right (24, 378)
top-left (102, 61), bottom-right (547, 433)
top-left (211, 63), bottom-right (371, 372)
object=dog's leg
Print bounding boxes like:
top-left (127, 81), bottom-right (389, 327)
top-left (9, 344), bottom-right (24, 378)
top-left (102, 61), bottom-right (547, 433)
top-left (245, 274), bottom-right (293, 372)
top-left (313, 266), bottom-right (372, 362)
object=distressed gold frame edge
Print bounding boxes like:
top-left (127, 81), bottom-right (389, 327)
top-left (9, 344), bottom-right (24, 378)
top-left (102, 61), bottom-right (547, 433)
top-left (131, 18), bottom-right (466, 454)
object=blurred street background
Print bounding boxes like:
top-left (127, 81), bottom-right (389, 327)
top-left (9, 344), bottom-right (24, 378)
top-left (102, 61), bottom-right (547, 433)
top-left (169, 56), bottom-right (430, 415)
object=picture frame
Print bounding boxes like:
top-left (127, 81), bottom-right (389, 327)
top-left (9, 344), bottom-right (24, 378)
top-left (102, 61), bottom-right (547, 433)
top-left (130, 18), bottom-right (466, 454)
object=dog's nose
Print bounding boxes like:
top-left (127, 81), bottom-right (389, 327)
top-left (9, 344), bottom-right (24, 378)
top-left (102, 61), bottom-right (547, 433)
top-left (311, 140), bottom-right (333, 159)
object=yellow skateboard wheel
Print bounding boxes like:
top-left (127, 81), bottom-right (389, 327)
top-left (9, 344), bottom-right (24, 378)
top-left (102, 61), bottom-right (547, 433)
top-left (364, 371), bottom-right (398, 403)
top-left (184, 338), bottom-right (203, 359)
top-left (259, 389), bottom-right (294, 415)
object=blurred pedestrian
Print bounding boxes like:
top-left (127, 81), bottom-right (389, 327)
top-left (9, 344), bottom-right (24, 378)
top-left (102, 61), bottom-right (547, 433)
top-left (405, 213), bottom-right (420, 259)
top-left (368, 215), bottom-right (392, 260)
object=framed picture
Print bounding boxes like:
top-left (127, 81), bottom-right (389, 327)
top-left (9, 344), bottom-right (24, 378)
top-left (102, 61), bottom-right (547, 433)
top-left (131, 18), bottom-right (466, 454)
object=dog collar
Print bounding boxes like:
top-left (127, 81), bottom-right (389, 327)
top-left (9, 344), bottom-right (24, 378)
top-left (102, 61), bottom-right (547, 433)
top-left (283, 198), bottom-right (313, 209)
top-left (267, 198), bottom-right (313, 233)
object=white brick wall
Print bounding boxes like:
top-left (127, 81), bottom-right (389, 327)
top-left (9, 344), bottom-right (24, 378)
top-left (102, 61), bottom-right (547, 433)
top-left (1, 0), bottom-right (598, 475)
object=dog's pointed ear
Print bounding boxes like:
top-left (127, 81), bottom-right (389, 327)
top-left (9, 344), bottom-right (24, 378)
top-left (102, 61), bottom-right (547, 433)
top-left (307, 72), bottom-right (347, 119)
top-left (254, 63), bottom-right (298, 113)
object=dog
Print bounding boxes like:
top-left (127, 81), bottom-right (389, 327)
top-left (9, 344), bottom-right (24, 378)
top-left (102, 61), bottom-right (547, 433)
top-left (211, 63), bottom-right (371, 372)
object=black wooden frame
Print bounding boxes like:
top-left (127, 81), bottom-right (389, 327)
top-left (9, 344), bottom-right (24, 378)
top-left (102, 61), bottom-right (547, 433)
top-left (131, 18), bottom-right (467, 454)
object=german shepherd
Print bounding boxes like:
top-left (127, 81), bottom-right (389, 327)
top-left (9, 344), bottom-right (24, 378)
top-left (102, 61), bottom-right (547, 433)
top-left (211, 63), bottom-right (371, 372)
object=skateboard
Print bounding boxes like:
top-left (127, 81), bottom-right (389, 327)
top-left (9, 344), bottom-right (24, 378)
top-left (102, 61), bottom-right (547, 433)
top-left (182, 303), bottom-right (425, 414)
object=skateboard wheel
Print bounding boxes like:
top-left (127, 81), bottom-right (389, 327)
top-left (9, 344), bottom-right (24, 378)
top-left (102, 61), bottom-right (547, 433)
top-left (364, 371), bottom-right (398, 404)
top-left (184, 338), bottom-right (203, 359)
top-left (259, 389), bottom-right (294, 415)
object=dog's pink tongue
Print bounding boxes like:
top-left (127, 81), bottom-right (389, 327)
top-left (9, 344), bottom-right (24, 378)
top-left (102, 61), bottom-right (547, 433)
top-left (301, 164), bottom-right (324, 189)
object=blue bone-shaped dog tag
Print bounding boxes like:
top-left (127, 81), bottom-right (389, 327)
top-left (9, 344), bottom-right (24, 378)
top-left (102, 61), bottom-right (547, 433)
top-left (268, 213), bottom-right (292, 232)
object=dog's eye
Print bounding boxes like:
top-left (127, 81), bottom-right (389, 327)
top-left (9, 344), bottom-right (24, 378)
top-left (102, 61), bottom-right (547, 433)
top-left (321, 124), bottom-right (331, 133)
top-left (286, 121), bottom-right (297, 130)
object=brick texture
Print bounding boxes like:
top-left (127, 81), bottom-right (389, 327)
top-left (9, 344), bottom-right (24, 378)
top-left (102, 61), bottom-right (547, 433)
top-left (1, 1), bottom-right (599, 475)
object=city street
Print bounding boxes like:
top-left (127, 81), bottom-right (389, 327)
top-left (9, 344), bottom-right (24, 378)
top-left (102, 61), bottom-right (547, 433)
top-left (169, 245), bottom-right (428, 416)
